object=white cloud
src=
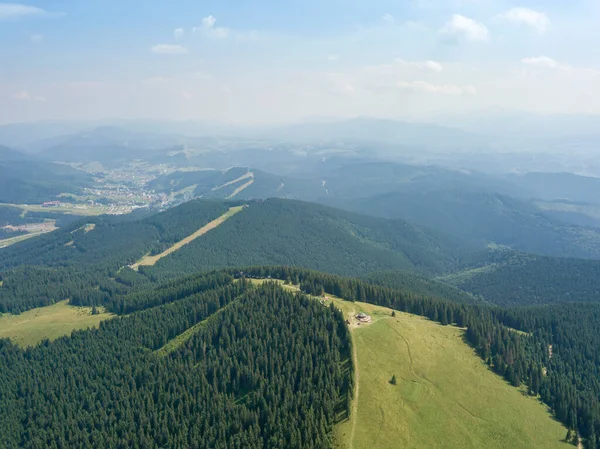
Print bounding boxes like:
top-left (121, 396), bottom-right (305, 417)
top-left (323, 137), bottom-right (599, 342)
top-left (396, 59), bottom-right (443, 72)
top-left (29, 33), bottom-right (43, 43)
top-left (12, 90), bottom-right (46, 101)
top-left (397, 80), bottom-right (476, 95)
top-left (202, 15), bottom-right (216, 28)
top-left (151, 44), bottom-right (188, 55)
top-left (327, 54), bottom-right (340, 62)
top-left (0, 3), bottom-right (45, 19)
top-left (499, 7), bottom-right (550, 34)
top-left (193, 15), bottom-right (230, 39)
top-left (521, 56), bottom-right (600, 74)
top-left (382, 14), bottom-right (395, 24)
top-left (173, 28), bottom-right (184, 39)
top-left (521, 56), bottom-right (562, 69)
top-left (441, 14), bottom-right (489, 41)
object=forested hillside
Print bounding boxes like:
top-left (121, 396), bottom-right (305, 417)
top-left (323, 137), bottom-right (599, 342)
top-left (140, 199), bottom-right (459, 280)
top-left (365, 269), bottom-right (478, 304)
top-left (227, 267), bottom-right (600, 449)
top-left (0, 152), bottom-right (93, 203)
top-left (0, 200), bottom-right (230, 313)
top-left (442, 249), bottom-right (600, 306)
top-left (0, 279), bottom-right (352, 448)
top-left (5, 197), bottom-right (600, 314)
top-left (2, 256), bottom-right (600, 447)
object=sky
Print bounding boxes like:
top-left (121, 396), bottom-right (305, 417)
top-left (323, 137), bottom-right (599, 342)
top-left (1, 0), bottom-right (600, 124)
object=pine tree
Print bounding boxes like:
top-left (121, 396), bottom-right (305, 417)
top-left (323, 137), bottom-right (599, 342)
top-left (390, 375), bottom-right (397, 386)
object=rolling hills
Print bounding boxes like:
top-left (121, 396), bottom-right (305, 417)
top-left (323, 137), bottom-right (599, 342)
top-left (5, 196), bottom-right (600, 313)
top-left (0, 145), bottom-right (93, 204)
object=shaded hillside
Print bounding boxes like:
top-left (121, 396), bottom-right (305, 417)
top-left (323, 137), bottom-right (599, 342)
top-left (266, 117), bottom-right (486, 148)
top-left (337, 187), bottom-right (600, 260)
top-left (38, 127), bottom-right (180, 167)
top-left (364, 270), bottom-right (478, 304)
top-left (0, 160), bottom-right (93, 204)
top-left (508, 172), bottom-right (600, 205)
top-left (0, 145), bottom-right (93, 203)
top-left (441, 249), bottom-right (600, 306)
top-left (141, 199), bottom-right (460, 280)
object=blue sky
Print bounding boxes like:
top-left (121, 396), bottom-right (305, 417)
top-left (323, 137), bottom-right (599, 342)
top-left (1, 0), bottom-right (600, 123)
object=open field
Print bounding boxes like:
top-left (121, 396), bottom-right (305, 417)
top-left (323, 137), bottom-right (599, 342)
top-left (0, 202), bottom-right (135, 217)
top-left (131, 205), bottom-right (246, 269)
top-left (0, 202), bottom-right (110, 216)
top-left (0, 300), bottom-right (114, 347)
top-left (333, 300), bottom-right (569, 449)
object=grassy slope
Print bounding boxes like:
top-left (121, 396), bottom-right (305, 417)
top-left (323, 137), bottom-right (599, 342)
top-left (333, 300), bottom-right (568, 449)
top-left (0, 300), bottom-right (113, 347)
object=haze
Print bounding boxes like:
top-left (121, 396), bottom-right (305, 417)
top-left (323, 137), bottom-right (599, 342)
top-left (2, 0), bottom-right (600, 124)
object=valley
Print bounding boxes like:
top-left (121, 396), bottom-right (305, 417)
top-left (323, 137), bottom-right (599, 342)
top-left (2, 118), bottom-right (600, 448)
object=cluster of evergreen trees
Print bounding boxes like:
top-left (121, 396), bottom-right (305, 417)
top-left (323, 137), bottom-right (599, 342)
top-left (451, 251), bottom-right (600, 306)
top-left (0, 279), bottom-right (352, 448)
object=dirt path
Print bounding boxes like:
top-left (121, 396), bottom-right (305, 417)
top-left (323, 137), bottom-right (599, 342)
top-left (349, 319), bottom-right (360, 449)
top-left (131, 206), bottom-right (245, 270)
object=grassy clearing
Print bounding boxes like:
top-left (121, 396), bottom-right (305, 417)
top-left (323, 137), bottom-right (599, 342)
top-left (436, 263), bottom-right (500, 285)
top-left (131, 206), bottom-right (246, 270)
top-left (0, 232), bottom-right (44, 248)
top-left (0, 300), bottom-right (114, 347)
top-left (155, 301), bottom-right (238, 357)
top-left (212, 172), bottom-right (254, 192)
top-left (333, 300), bottom-right (568, 449)
top-left (0, 202), bottom-right (107, 216)
top-left (226, 178), bottom-right (254, 199)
